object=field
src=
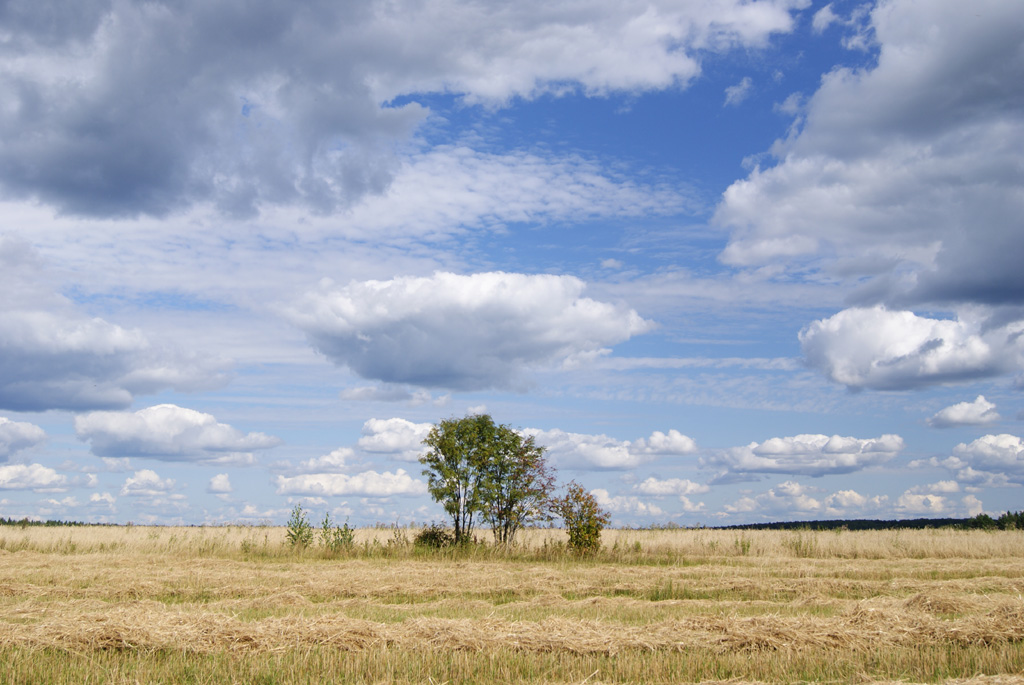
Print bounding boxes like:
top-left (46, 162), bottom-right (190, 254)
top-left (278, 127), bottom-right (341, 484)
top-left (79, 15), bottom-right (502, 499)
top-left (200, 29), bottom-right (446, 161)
top-left (1, 525), bottom-right (1024, 684)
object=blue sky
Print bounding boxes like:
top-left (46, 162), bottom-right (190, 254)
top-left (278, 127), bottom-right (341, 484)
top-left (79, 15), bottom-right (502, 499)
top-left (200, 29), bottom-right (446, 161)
top-left (1, 0), bottom-right (1022, 526)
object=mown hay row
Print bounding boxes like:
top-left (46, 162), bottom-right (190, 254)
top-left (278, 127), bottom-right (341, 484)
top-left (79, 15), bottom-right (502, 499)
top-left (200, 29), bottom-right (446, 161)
top-left (3, 597), bottom-right (1023, 655)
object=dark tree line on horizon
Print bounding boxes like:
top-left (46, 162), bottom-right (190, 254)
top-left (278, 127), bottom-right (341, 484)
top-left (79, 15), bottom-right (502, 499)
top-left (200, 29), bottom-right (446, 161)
top-left (6, 511), bottom-right (1022, 531)
top-left (715, 511), bottom-right (1024, 532)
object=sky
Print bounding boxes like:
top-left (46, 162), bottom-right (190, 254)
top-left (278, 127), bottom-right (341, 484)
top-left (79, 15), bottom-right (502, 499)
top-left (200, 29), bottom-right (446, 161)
top-left (1, 0), bottom-right (1022, 527)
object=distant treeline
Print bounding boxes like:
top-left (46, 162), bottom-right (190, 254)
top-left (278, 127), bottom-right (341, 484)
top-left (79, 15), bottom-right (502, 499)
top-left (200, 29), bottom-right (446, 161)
top-left (715, 511), bottom-right (1024, 532)
top-left (3, 511), bottom-right (1023, 531)
top-left (0, 517), bottom-right (98, 527)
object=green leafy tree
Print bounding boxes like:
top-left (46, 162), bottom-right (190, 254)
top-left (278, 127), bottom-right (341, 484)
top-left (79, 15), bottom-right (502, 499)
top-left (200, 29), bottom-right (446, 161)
top-left (555, 481), bottom-right (611, 554)
top-left (420, 414), bottom-right (497, 544)
top-left (420, 413), bottom-right (557, 546)
top-left (478, 430), bottom-right (557, 546)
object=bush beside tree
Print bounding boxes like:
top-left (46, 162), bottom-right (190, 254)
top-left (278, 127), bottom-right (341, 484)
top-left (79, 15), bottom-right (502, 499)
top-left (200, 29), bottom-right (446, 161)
top-left (555, 480), bottom-right (612, 554)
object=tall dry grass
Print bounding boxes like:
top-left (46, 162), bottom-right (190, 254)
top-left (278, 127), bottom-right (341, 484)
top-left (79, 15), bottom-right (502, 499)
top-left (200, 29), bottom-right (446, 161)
top-left (1, 525), bottom-right (1023, 683)
top-left (3, 523), bottom-right (1022, 560)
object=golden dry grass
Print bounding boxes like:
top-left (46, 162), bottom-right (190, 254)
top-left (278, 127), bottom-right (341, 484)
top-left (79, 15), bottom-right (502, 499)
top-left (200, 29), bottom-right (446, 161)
top-left (1, 525), bottom-right (1023, 683)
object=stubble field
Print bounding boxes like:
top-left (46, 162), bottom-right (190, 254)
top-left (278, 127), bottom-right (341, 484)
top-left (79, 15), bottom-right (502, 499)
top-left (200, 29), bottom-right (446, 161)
top-left (1, 525), bottom-right (1023, 684)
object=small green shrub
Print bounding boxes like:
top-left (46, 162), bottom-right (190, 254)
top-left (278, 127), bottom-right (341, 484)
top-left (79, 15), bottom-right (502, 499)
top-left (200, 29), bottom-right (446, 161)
top-left (734, 534), bottom-right (751, 556)
top-left (785, 530), bottom-right (817, 558)
top-left (414, 523), bottom-right (454, 549)
top-left (555, 481), bottom-right (611, 555)
top-left (285, 504), bottom-right (313, 548)
top-left (319, 512), bottom-right (355, 552)
top-left (387, 524), bottom-right (410, 549)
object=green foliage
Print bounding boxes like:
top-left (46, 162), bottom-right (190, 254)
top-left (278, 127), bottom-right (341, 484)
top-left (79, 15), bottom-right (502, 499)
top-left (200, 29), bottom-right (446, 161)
top-left (477, 431), bottom-right (557, 546)
top-left (555, 481), bottom-right (611, 554)
top-left (965, 510), bottom-right (1024, 530)
top-left (285, 504), bottom-right (313, 548)
top-left (998, 511), bottom-right (1024, 530)
top-left (0, 518), bottom-right (93, 527)
top-left (319, 512), bottom-right (355, 552)
top-left (970, 513), bottom-right (999, 530)
top-left (734, 534), bottom-right (752, 556)
top-left (784, 530), bottom-right (818, 558)
top-left (420, 414), bottom-right (495, 544)
top-left (388, 524), bottom-right (411, 549)
top-left (420, 413), bottom-right (557, 546)
top-left (414, 522), bottom-right (454, 549)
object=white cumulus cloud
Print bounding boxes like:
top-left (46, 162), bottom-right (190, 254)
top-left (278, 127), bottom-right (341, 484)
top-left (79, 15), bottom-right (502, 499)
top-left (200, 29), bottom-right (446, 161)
top-left (630, 430), bottom-right (698, 456)
top-left (120, 469), bottom-right (176, 497)
top-left (950, 434), bottom-right (1024, 484)
top-left (725, 480), bottom-right (822, 516)
top-left (709, 432), bottom-right (903, 479)
top-left (208, 473), bottom-right (232, 494)
top-left (896, 492), bottom-right (949, 515)
top-left (356, 418), bottom-right (433, 461)
top-left (75, 404), bottom-right (281, 463)
top-left (0, 416), bottom-right (46, 461)
top-left (288, 272), bottom-right (652, 391)
top-left (927, 396), bottom-right (1000, 428)
top-left (525, 427), bottom-right (696, 470)
top-left (591, 489), bottom-right (667, 518)
top-left (89, 492), bottom-right (117, 509)
top-left (800, 307), bottom-right (1024, 390)
top-left (0, 463), bottom-right (67, 492)
top-left (295, 448), bottom-right (355, 474)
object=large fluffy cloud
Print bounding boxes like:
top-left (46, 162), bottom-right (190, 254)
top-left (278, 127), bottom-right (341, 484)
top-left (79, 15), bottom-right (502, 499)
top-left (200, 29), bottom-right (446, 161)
top-left (289, 272), bottom-right (652, 390)
top-left (0, 417), bottom-right (46, 461)
top-left (0, 0), bottom-right (805, 218)
top-left (800, 307), bottom-right (1024, 390)
top-left (714, 0), bottom-right (1024, 388)
top-left (75, 404), bottom-right (281, 463)
top-left (708, 432), bottom-right (903, 479)
top-left (0, 238), bottom-right (228, 411)
top-left (715, 0), bottom-right (1024, 304)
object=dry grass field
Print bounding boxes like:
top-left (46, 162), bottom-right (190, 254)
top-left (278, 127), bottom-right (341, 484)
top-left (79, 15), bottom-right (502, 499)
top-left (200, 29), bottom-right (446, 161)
top-left (1, 525), bottom-right (1024, 684)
